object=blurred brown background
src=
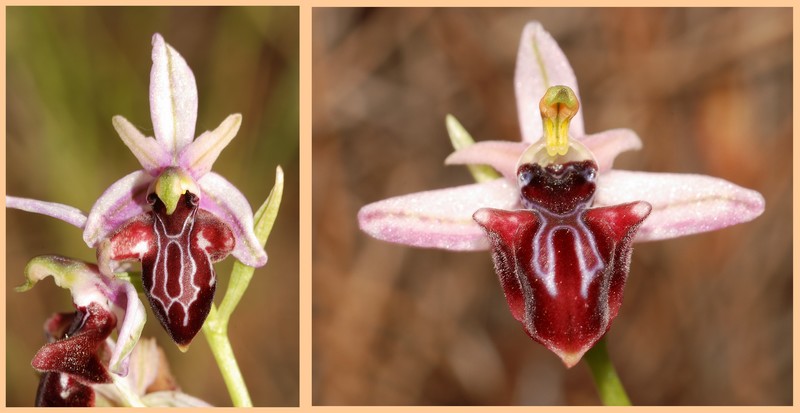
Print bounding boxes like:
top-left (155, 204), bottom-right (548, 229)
top-left (7, 7), bottom-right (298, 406)
top-left (313, 8), bottom-right (791, 405)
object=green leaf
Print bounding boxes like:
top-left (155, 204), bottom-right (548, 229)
top-left (445, 114), bottom-right (501, 183)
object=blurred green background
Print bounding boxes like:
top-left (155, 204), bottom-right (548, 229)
top-left (7, 7), bottom-right (298, 406)
top-left (312, 8), bottom-right (791, 405)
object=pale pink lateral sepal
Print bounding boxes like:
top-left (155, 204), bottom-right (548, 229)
top-left (6, 196), bottom-right (88, 229)
top-left (594, 170), bottom-right (766, 242)
top-left (515, 21), bottom-right (584, 143)
top-left (20, 256), bottom-right (146, 377)
top-left (178, 113), bottom-right (242, 179)
top-left (446, 128), bottom-right (642, 180)
top-left (197, 172), bottom-right (267, 267)
top-left (358, 179), bottom-right (519, 251)
top-left (83, 170), bottom-right (152, 247)
top-left (112, 116), bottom-right (171, 175)
top-left (150, 33), bottom-right (197, 156)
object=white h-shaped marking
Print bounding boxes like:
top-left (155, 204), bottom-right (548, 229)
top-left (151, 210), bottom-right (201, 326)
top-left (530, 208), bottom-right (604, 298)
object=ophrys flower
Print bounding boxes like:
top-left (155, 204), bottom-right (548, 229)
top-left (357, 21), bottom-right (765, 366)
top-left (8, 33), bottom-right (267, 349)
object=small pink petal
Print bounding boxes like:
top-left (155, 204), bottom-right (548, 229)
top-left (358, 179), bottom-right (519, 251)
top-left (150, 33), bottom-right (197, 156)
top-left (178, 113), bottom-right (242, 179)
top-left (83, 170), bottom-right (153, 247)
top-left (6, 196), bottom-right (87, 229)
top-left (445, 141), bottom-right (528, 180)
top-left (515, 22), bottom-right (584, 143)
top-left (580, 128), bottom-right (642, 171)
top-left (112, 115), bottom-right (171, 175)
top-left (444, 129), bottom-right (642, 181)
top-left (198, 172), bottom-right (267, 267)
top-left (594, 170), bottom-right (765, 242)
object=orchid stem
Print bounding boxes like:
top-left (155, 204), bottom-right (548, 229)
top-left (584, 337), bottom-right (631, 406)
top-left (202, 307), bottom-right (252, 407)
top-left (201, 166), bottom-right (284, 407)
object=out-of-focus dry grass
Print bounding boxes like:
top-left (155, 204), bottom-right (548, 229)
top-left (7, 7), bottom-right (298, 407)
top-left (312, 8), bottom-right (791, 405)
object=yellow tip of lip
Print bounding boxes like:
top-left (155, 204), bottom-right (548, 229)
top-left (177, 343), bottom-right (190, 353)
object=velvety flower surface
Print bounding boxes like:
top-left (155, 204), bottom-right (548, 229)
top-left (18, 255), bottom-right (146, 406)
top-left (35, 308), bottom-right (114, 407)
top-left (7, 33), bottom-right (267, 349)
top-left (357, 21), bottom-right (765, 366)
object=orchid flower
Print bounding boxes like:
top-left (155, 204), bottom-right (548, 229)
top-left (7, 33), bottom-right (267, 349)
top-left (357, 22), bottom-right (765, 367)
top-left (18, 255), bottom-right (145, 407)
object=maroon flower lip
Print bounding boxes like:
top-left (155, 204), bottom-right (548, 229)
top-left (33, 303), bottom-right (117, 406)
top-left (105, 191), bottom-right (234, 348)
top-left (474, 198), bottom-right (650, 366)
top-left (474, 113), bottom-right (652, 367)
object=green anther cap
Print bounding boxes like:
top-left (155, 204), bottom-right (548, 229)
top-left (152, 167), bottom-right (200, 215)
top-left (540, 85), bottom-right (580, 157)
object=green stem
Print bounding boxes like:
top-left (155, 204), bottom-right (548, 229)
top-left (202, 306), bottom-right (252, 407)
top-left (201, 166), bottom-right (284, 407)
top-left (584, 337), bottom-right (631, 406)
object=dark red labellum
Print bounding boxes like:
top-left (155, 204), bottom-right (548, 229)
top-left (33, 304), bottom-right (116, 406)
top-left (474, 160), bottom-right (651, 366)
top-left (36, 372), bottom-right (95, 407)
top-left (106, 191), bottom-right (234, 348)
